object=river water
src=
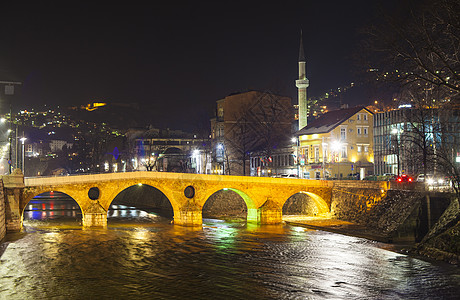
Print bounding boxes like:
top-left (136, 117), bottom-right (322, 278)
top-left (1, 196), bottom-right (460, 299)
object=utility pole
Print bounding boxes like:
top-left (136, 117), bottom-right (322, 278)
top-left (15, 125), bottom-right (18, 170)
top-left (1, 81), bottom-right (22, 173)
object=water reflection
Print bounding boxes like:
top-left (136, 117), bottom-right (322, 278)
top-left (1, 199), bottom-right (459, 299)
top-left (24, 192), bottom-right (81, 221)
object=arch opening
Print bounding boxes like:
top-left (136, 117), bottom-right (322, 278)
top-left (108, 184), bottom-right (174, 222)
top-left (23, 191), bottom-right (83, 225)
top-left (202, 189), bottom-right (248, 222)
top-left (282, 191), bottom-right (330, 222)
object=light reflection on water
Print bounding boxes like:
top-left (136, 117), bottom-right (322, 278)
top-left (1, 199), bottom-right (459, 299)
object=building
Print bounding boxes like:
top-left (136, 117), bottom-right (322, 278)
top-left (210, 90), bottom-right (292, 176)
top-left (50, 140), bottom-right (73, 152)
top-left (249, 145), bottom-right (297, 177)
top-left (294, 106), bottom-right (374, 179)
top-left (374, 105), bottom-right (460, 176)
top-left (127, 127), bottom-right (211, 173)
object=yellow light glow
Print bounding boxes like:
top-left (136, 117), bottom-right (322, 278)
top-left (83, 102), bottom-right (107, 111)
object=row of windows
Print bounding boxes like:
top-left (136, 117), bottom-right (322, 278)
top-left (356, 113), bottom-right (368, 121)
top-left (250, 155), bottom-right (294, 168)
top-left (356, 127), bottom-right (369, 135)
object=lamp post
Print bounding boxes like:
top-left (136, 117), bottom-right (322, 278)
top-left (217, 143), bottom-right (224, 175)
top-left (20, 137), bottom-right (27, 174)
top-left (332, 140), bottom-right (342, 179)
top-left (391, 128), bottom-right (401, 176)
top-left (292, 137), bottom-right (300, 178)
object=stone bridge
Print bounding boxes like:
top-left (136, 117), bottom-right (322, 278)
top-left (2, 171), bottom-right (392, 230)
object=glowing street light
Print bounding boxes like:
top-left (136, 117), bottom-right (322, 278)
top-left (20, 137), bottom-right (27, 174)
top-left (391, 128), bottom-right (402, 176)
top-left (331, 140), bottom-right (342, 179)
top-left (292, 137), bottom-right (300, 177)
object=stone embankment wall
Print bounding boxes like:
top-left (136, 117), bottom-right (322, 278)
top-left (332, 183), bottom-right (451, 243)
top-left (0, 180), bottom-right (5, 241)
top-left (202, 190), bottom-right (247, 218)
top-left (415, 197), bottom-right (460, 264)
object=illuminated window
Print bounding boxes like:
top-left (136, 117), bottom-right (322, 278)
top-left (341, 146), bottom-right (347, 158)
top-left (340, 127), bottom-right (346, 140)
top-left (364, 146), bottom-right (369, 152)
top-left (357, 146), bottom-right (362, 152)
top-left (314, 146), bottom-right (319, 163)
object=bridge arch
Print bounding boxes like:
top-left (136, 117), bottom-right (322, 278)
top-left (202, 187), bottom-right (259, 222)
top-left (282, 191), bottom-right (330, 219)
top-left (108, 183), bottom-right (174, 218)
top-left (202, 188), bottom-right (248, 220)
top-left (101, 181), bottom-right (180, 215)
top-left (21, 189), bottom-right (83, 222)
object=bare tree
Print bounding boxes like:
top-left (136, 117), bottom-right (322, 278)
top-left (361, 0), bottom-right (460, 99)
top-left (363, 0), bottom-right (460, 242)
top-left (224, 90), bottom-right (292, 176)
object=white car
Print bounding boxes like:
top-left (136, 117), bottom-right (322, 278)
top-left (417, 174), bottom-right (447, 186)
top-left (280, 174), bottom-right (298, 178)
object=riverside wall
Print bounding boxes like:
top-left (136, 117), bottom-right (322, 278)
top-left (331, 182), bottom-right (452, 243)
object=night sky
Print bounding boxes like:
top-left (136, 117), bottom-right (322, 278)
top-left (0, 2), bottom-right (398, 130)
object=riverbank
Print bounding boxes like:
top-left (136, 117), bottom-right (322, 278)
top-left (285, 218), bottom-right (459, 265)
top-left (285, 219), bottom-right (392, 243)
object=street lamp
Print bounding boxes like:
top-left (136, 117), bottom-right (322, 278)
top-left (193, 149), bottom-right (200, 174)
top-left (331, 140), bottom-right (342, 179)
top-left (20, 137), bottom-right (27, 174)
top-left (217, 143), bottom-right (224, 174)
top-left (291, 137), bottom-right (300, 178)
top-left (391, 128), bottom-right (401, 176)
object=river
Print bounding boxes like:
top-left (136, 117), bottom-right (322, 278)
top-left (1, 196), bottom-right (459, 299)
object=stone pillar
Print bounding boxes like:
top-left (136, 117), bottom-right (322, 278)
top-left (248, 199), bottom-right (282, 224)
top-left (82, 201), bottom-right (107, 228)
top-left (173, 202), bottom-right (202, 227)
top-left (2, 170), bottom-right (25, 232)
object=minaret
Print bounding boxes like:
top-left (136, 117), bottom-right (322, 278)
top-left (296, 31), bottom-right (309, 130)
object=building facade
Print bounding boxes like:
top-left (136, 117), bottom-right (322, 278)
top-left (374, 105), bottom-right (460, 177)
top-left (127, 127), bottom-right (211, 174)
top-left (249, 145), bottom-right (297, 177)
top-left (210, 90), bottom-right (292, 176)
top-left (295, 106), bottom-right (374, 179)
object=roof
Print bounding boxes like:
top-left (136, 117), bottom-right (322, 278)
top-left (295, 106), bottom-right (372, 136)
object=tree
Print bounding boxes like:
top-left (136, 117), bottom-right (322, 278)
top-left (224, 90), bottom-right (292, 176)
top-left (363, 0), bottom-right (460, 243)
top-left (362, 0), bottom-right (460, 99)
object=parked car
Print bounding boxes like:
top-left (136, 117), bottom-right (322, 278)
top-left (382, 173), bottom-right (397, 181)
top-left (417, 174), bottom-right (447, 186)
top-left (280, 174), bottom-right (298, 178)
top-left (396, 174), bottom-right (414, 183)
